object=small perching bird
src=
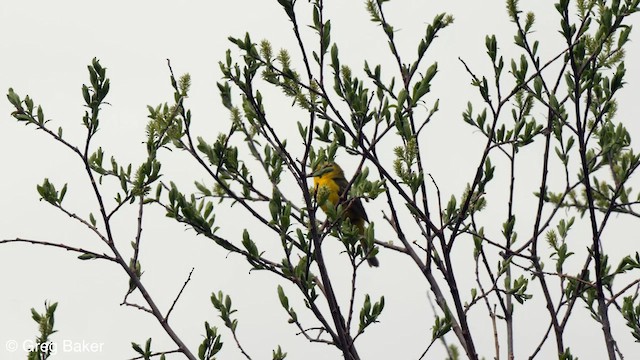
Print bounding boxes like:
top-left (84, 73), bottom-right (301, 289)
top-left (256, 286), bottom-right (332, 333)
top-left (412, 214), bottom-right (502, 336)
top-left (310, 162), bottom-right (379, 267)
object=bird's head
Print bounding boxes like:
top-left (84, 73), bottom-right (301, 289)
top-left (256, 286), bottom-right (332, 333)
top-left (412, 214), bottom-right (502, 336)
top-left (309, 162), bottom-right (344, 180)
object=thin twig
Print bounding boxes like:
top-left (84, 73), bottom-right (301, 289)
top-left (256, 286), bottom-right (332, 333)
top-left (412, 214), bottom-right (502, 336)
top-left (607, 278), bottom-right (640, 307)
top-left (121, 301), bottom-right (153, 314)
top-left (128, 349), bottom-right (183, 360)
top-left (165, 268), bottom-right (195, 321)
top-left (0, 238), bottom-right (115, 262)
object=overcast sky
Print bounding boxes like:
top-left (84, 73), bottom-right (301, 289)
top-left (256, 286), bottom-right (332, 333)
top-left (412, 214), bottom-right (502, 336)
top-left (1, 1), bottom-right (639, 359)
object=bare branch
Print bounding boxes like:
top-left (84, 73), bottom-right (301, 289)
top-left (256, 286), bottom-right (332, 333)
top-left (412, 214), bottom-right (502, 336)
top-left (165, 268), bottom-right (195, 321)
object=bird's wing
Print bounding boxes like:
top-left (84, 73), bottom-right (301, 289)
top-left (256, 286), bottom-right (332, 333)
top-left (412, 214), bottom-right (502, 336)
top-left (335, 176), bottom-right (369, 223)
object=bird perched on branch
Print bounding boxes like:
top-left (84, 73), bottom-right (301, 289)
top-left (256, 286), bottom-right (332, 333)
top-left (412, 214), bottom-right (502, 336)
top-left (310, 162), bottom-right (379, 267)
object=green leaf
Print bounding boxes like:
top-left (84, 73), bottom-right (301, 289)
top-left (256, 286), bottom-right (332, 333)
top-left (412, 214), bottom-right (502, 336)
top-left (78, 253), bottom-right (98, 260)
top-left (131, 342), bottom-right (144, 356)
top-left (277, 285), bottom-right (289, 309)
top-left (242, 229), bottom-right (259, 258)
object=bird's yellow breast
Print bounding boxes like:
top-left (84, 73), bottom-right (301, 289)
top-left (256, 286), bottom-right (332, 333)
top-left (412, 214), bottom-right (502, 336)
top-left (314, 173), bottom-right (341, 211)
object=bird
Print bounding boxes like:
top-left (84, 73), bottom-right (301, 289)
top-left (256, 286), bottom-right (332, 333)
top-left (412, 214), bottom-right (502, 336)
top-left (310, 162), bottom-right (379, 267)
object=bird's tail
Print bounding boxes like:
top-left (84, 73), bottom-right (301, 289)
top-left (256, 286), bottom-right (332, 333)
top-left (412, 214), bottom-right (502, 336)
top-left (366, 255), bottom-right (380, 267)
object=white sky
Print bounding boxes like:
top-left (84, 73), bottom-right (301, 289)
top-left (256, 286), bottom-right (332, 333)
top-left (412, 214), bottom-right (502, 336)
top-left (1, 1), bottom-right (639, 359)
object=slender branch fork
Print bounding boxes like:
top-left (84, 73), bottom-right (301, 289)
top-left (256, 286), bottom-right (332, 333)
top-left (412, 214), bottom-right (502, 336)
top-left (5, 62), bottom-right (200, 359)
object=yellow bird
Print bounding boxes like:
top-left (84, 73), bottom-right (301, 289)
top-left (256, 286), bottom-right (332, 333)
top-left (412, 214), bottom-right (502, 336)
top-left (311, 162), bottom-right (379, 267)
